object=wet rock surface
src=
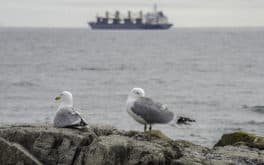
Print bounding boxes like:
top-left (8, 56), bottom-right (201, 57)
top-left (0, 124), bottom-right (263, 165)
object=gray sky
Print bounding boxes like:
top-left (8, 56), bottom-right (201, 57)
top-left (1, 0), bottom-right (264, 27)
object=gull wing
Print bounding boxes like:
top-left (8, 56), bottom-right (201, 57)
top-left (131, 97), bottom-right (174, 124)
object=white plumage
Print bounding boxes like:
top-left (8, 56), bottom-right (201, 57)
top-left (126, 88), bottom-right (174, 132)
top-left (54, 91), bottom-right (87, 128)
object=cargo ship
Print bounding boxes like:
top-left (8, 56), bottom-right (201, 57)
top-left (88, 4), bottom-right (173, 30)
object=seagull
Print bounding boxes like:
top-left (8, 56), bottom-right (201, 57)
top-left (54, 91), bottom-right (87, 128)
top-left (126, 87), bottom-right (174, 132)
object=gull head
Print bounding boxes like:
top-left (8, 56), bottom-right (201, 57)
top-left (129, 87), bottom-right (145, 99)
top-left (55, 91), bottom-right (73, 107)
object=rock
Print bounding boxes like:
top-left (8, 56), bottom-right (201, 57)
top-left (0, 137), bottom-right (43, 165)
top-left (0, 124), bottom-right (264, 165)
top-left (206, 145), bottom-right (264, 165)
top-left (90, 124), bottom-right (119, 136)
top-left (0, 124), bottom-right (95, 165)
top-left (215, 131), bottom-right (264, 150)
top-left (75, 135), bottom-right (172, 165)
top-left (170, 140), bottom-right (209, 165)
top-left (212, 131), bottom-right (264, 165)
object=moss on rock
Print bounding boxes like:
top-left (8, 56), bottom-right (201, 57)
top-left (145, 130), bottom-right (172, 142)
top-left (215, 131), bottom-right (264, 150)
top-left (215, 131), bottom-right (256, 146)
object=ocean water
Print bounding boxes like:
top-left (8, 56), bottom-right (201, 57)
top-left (1, 27), bottom-right (264, 146)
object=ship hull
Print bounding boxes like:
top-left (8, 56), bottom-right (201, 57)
top-left (88, 22), bottom-right (172, 30)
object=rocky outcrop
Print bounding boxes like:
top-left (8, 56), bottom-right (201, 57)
top-left (0, 124), bottom-right (263, 165)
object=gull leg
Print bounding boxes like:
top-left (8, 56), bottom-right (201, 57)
top-left (148, 124), bottom-right (152, 140)
top-left (144, 124), bottom-right (147, 132)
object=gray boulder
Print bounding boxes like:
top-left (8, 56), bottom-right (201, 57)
top-left (0, 124), bottom-right (95, 165)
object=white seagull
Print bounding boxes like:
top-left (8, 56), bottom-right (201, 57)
top-left (54, 91), bottom-right (87, 128)
top-left (126, 87), bottom-right (174, 132)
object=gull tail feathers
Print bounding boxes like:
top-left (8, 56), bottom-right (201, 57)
top-left (169, 114), bottom-right (178, 127)
top-left (169, 114), bottom-right (196, 127)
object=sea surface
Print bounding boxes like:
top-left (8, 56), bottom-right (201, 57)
top-left (1, 27), bottom-right (264, 146)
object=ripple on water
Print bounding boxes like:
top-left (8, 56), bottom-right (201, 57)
top-left (242, 105), bottom-right (264, 114)
top-left (12, 80), bottom-right (38, 87)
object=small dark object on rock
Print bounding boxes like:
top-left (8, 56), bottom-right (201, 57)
top-left (177, 116), bottom-right (196, 125)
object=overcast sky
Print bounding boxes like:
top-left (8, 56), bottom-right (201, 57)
top-left (1, 0), bottom-right (264, 27)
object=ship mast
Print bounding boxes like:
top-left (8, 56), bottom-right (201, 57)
top-left (154, 3), bottom-right (158, 24)
top-left (154, 3), bottom-right (157, 13)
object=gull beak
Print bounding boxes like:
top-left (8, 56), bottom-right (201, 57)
top-left (55, 96), bottom-right (61, 101)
